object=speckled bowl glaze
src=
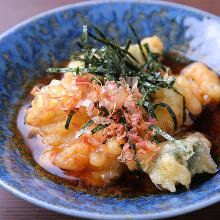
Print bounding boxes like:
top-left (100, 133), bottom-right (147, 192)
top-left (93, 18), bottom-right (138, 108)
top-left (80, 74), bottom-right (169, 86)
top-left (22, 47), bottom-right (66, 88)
top-left (0, 0), bottom-right (219, 219)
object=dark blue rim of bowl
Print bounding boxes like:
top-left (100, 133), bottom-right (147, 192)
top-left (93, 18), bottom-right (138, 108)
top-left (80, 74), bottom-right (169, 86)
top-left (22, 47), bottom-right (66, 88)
top-left (0, 0), bottom-right (219, 219)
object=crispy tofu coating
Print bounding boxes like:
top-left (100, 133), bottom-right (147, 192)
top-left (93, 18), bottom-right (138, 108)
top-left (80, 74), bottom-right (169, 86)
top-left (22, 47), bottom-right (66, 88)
top-left (26, 74), bottom-right (125, 186)
top-left (154, 62), bottom-right (220, 134)
top-left (153, 86), bottom-right (184, 135)
top-left (128, 36), bottom-right (163, 64)
top-left (148, 132), bottom-right (217, 192)
top-left (176, 62), bottom-right (220, 115)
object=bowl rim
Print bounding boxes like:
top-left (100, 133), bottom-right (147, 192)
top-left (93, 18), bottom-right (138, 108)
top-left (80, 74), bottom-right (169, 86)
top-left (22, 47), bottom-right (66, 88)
top-left (0, 0), bottom-right (219, 219)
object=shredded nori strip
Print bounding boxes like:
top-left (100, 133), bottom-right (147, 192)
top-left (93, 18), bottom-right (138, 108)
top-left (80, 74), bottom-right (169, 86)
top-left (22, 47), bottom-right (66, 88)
top-left (87, 31), bottom-right (139, 64)
top-left (65, 110), bottom-right (75, 129)
top-left (47, 16), bottom-right (193, 158)
top-left (74, 119), bottom-right (94, 139)
top-left (122, 40), bottom-right (132, 77)
top-left (154, 103), bottom-right (178, 130)
top-left (151, 125), bottom-right (194, 156)
top-left (102, 140), bottom-right (108, 144)
top-left (120, 112), bottom-right (144, 173)
top-left (182, 95), bottom-right (186, 123)
top-left (172, 87), bottom-right (187, 123)
top-left (74, 106), bottom-right (109, 139)
top-left (152, 132), bottom-right (161, 144)
top-left (120, 144), bottom-right (124, 149)
top-left (187, 107), bottom-right (196, 121)
top-left (91, 124), bottom-right (109, 134)
top-left (82, 16), bottom-right (89, 68)
top-left (129, 23), bottom-right (147, 62)
top-left (47, 67), bottom-right (76, 73)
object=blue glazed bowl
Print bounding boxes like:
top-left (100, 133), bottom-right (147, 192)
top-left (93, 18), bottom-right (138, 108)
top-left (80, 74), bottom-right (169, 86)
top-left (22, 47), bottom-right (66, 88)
top-left (0, 0), bottom-right (219, 219)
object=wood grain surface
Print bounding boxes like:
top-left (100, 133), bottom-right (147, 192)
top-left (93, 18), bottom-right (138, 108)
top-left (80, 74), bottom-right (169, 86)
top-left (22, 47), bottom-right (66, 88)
top-left (0, 0), bottom-right (219, 219)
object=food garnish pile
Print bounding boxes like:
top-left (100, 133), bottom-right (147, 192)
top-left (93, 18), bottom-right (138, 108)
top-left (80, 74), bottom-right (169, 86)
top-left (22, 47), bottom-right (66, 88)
top-left (24, 17), bottom-right (220, 193)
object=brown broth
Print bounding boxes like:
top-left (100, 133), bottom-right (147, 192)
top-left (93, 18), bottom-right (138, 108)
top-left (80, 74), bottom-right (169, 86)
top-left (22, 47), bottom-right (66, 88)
top-left (17, 100), bottom-right (163, 197)
top-left (162, 52), bottom-right (191, 74)
top-left (17, 102), bottom-right (77, 181)
top-left (193, 104), bottom-right (220, 163)
top-left (16, 55), bottom-right (220, 198)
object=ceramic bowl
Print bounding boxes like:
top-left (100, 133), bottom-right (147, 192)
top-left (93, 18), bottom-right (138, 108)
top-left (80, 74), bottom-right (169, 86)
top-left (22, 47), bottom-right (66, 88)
top-left (0, 0), bottom-right (219, 219)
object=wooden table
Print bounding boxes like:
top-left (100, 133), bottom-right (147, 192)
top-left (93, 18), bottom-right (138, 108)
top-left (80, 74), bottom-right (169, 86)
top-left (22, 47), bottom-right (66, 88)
top-left (0, 0), bottom-right (219, 219)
